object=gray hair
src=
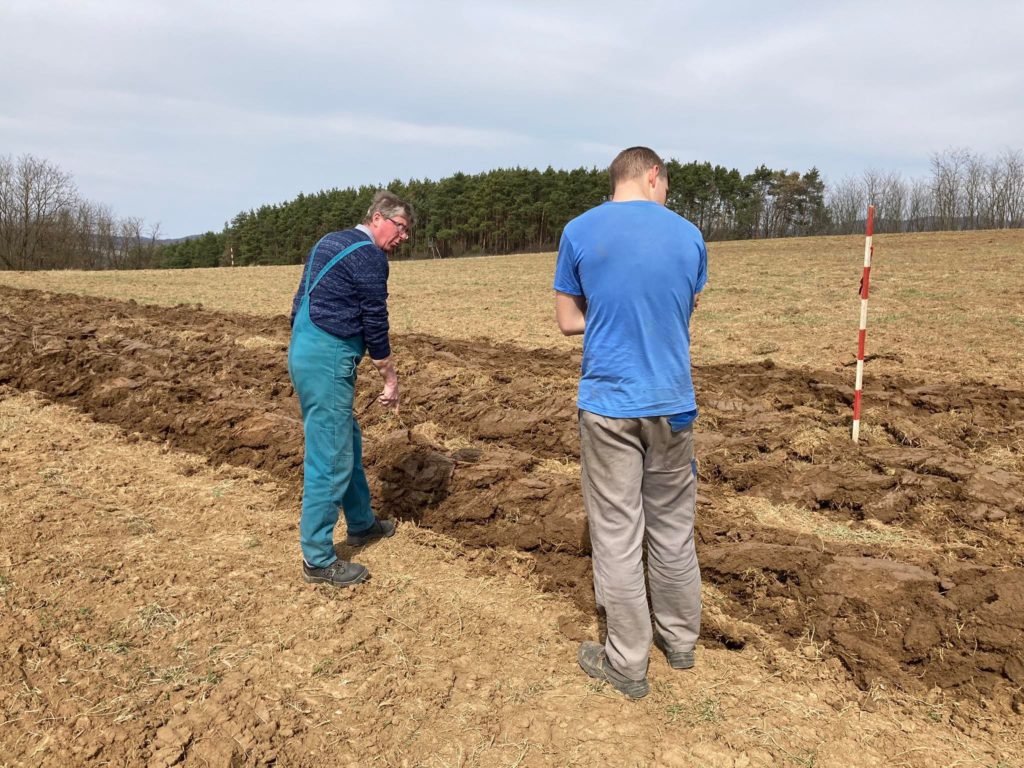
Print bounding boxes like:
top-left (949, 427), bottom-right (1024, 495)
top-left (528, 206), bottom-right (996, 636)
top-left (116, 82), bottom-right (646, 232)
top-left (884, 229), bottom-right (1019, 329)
top-left (609, 146), bottom-right (665, 193)
top-left (363, 190), bottom-right (416, 228)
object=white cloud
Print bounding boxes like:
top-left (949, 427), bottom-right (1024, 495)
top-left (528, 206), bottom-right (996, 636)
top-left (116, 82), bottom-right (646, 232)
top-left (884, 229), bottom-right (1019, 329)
top-left (2, 0), bottom-right (1022, 235)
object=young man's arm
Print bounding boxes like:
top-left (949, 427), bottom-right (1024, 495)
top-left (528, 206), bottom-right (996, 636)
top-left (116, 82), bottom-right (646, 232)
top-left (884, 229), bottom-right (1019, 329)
top-left (555, 291), bottom-right (587, 336)
top-left (694, 236), bottom-right (708, 312)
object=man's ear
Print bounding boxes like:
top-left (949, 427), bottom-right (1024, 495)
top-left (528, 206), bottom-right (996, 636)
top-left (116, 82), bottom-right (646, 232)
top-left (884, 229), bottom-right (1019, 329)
top-left (648, 166), bottom-right (660, 189)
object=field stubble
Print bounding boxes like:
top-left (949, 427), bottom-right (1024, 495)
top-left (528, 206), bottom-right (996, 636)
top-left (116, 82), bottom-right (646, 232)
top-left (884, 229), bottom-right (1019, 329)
top-left (0, 229), bottom-right (1022, 767)
top-left (2, 229), bottom-right (1022, 385)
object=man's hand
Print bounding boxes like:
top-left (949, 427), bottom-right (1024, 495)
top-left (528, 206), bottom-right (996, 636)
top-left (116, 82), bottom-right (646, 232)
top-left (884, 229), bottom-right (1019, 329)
top-left (378, 379), bottom-right (399, 414)
top-left (371, 356), bottom-right (400, 415)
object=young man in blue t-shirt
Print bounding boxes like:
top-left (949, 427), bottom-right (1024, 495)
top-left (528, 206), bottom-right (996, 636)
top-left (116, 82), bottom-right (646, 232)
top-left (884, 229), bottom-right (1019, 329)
top-left (554, 146), bottom-right (707, 699)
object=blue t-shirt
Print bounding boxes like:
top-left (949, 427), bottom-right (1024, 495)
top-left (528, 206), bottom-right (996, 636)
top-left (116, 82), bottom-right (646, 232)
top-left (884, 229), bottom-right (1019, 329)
top-left (553, 200), bottom-right (707, 418)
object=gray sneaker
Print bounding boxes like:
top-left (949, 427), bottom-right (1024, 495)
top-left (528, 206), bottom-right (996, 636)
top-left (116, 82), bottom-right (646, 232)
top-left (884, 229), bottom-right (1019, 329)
top-left (302, 559), bottom-right (369, 587)
top-left (654, 633), bottom-right (695, 669)
top-left (578, 641), bottom-right (650, 699)
top-left (345, 518), bottom-right (397, 547)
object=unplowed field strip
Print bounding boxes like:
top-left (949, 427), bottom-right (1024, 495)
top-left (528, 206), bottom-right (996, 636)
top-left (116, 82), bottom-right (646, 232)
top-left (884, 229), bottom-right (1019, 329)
top-left (1, 286), bottom-right (1021, 712)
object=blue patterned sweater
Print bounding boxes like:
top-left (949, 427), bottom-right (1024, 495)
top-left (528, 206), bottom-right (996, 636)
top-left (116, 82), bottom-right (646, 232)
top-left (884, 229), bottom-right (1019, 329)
top-left (290, 227), bottom-right (391, 359)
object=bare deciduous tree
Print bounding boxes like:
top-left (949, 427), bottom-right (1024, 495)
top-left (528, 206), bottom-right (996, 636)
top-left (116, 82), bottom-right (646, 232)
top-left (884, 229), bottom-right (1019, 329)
top-left (826, 175), bottom-right (866, 234)
top-left (963, 151), bottom-right (987, 229)
top-left (931, 148), bottom-right (970, 231)
top-left (995, 148), bottom-right (1024, 228)
top-left (906, 178), bottom-right (933, 231)
top-left (877, 172), bottom-right (907, 233)
top-left (827, 150), bottom-right (1024, 234)
top-left (0, 154), bottom-right (78, 269)
top-left (0, 153), bottom-right (160, 270)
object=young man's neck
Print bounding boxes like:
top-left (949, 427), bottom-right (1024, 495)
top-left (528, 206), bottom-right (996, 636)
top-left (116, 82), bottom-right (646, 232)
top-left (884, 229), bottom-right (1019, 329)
top-left (611, 179), bottom-right (657, 203)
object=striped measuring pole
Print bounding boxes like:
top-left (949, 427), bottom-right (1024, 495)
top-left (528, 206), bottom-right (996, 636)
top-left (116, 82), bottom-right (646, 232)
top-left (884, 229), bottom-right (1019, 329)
top-left (852, 205), bottom-right (875, 443)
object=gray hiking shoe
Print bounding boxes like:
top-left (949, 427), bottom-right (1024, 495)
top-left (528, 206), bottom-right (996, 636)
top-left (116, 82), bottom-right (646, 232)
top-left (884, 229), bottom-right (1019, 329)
top-left (654, 634), bottom-right (695, 669)
top-left (578, 641), bottom-right (650, 699)
top-left (302, 559), bottom-right (369, 587)
top-left (345, 518), bottom-right (397, 547)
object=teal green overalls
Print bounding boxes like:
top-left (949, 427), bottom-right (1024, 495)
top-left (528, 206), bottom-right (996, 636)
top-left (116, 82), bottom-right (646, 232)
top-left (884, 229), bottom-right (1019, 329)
top-left (288, 239), bottom-right (376, 567)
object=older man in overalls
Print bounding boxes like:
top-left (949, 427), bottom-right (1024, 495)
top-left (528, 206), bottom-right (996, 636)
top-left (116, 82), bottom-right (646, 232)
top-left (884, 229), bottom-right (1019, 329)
top-left (288, 191), bottom-right (413, 587)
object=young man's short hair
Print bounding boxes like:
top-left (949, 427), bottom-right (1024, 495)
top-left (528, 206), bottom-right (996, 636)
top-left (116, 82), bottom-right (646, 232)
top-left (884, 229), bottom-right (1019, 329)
top-left (609, 146), bottom-right (665, 193)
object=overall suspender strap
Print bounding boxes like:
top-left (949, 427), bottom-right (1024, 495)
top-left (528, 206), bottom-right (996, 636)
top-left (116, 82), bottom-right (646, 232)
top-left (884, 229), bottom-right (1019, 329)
top-left (301, 235), bottom-right (331, 297)
top-left (303, 238), bottom-right (373, 298)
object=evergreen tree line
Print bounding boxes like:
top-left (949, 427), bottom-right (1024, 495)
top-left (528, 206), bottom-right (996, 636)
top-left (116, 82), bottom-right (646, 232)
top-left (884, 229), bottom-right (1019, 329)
top-left (174, 162), bottom-right (832, 267)
top-left (165, 147), bottom-right (1022, 268)
top-left (0, 154), bottom-right (161, 270)
top-left (3, 148), bottom-right (1021, 271)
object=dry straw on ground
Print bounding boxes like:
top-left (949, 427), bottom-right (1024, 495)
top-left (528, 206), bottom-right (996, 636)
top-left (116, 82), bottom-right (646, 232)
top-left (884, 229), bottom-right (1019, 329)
top-left (3, 229), bottom-right (1022, 385)
top-left (2, 391), bottom-right (1018, 767)
top-left (2, 229), bottom-right (1023, 766)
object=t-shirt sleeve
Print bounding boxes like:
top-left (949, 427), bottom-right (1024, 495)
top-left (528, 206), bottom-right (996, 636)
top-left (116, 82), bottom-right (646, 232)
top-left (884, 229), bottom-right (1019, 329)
top-left (695, 238), bottom-right (708, 293)
top-left (553, 231), bottom-right (583, 296)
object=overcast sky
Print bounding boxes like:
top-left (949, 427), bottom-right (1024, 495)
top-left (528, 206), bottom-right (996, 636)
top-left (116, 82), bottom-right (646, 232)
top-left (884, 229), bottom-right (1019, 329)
top-left (3, 0), bottom-right (1021, 237)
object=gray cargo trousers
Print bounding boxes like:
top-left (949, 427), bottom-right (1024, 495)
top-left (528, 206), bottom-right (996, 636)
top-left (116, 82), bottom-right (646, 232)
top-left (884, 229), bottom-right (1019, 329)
top-left (579, 410), bottom-right (702, 681)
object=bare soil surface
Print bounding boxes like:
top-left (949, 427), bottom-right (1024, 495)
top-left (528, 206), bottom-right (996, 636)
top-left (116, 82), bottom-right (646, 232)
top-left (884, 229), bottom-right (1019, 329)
top-left (1, 285), bottom-right (1022, 766)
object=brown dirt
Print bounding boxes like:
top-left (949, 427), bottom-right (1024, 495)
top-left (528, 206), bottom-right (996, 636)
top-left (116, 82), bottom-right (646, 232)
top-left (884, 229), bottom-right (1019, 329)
top-left (4, 229), bottom-right (1023, 386)
top-left (2, 284), bottom-right (1023, 766)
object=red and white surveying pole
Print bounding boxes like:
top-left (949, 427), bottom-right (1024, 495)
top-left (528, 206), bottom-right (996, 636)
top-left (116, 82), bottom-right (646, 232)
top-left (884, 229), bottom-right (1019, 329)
top-left (851, 205), bottom-right (875, 443)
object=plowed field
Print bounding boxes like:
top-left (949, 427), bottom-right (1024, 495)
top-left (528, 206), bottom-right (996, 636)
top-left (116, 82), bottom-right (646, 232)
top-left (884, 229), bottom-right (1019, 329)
top-left (1, 233), bottom-right (1023, 767)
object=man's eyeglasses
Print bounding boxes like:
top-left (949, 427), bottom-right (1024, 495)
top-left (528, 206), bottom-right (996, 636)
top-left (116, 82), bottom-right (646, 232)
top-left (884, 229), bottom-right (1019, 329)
top-left (386, 217), bottom-right (409, 236)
